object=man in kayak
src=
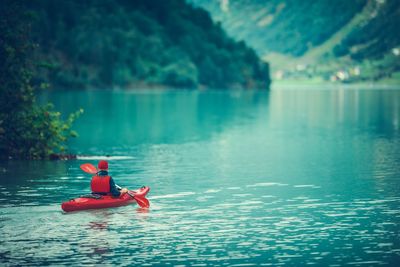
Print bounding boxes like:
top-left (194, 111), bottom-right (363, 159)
top-left (91, 160), bottom-right (128, 197)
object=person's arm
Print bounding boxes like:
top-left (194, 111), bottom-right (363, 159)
top-left (109, 177), bottom-right (128, 197)
top-left (109, 177), bottom-right (122, 197)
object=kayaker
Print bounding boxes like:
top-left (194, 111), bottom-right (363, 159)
top-left (91, 160), bottom-right (128, 197)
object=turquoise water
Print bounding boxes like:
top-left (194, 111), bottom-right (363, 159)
top-left (1, 88), bottom-right (400, 266)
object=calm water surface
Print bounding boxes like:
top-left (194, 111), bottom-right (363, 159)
top-left (1, 88), bottom-right (400, 266)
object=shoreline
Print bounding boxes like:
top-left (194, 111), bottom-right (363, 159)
top-left (271, 80), bottom-right (400, 90)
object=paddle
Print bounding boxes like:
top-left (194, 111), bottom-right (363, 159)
top-left (127, 191), bottom-right (150, 208)
top-left (80, 163), bottom-right (98, 174)
top-left (79, 163), bottom-right (150, 208)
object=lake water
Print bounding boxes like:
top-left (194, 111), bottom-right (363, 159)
top-left (1, 87), bottom-right (400, 266)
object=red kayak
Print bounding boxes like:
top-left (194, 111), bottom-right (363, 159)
top-left (61, 186), bottom-right (150, 212)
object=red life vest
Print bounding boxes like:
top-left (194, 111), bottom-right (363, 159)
top-left (91, 175), bottom-right (111, 193)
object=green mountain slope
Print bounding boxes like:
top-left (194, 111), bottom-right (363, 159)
top-left (190, 0), bottom-right (400, 83)
top-left (334, 0), bottom-right (400, 60)
top-left (26, 0), bottom-right (270, 89)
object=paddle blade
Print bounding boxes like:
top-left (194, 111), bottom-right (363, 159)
top-left (134, 195), bottom-right (150, 208)
top-left (80, 163), bottom-right (98, 174)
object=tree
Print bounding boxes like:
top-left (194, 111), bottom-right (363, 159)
top-left (0, 1), bottom-right (82, 159)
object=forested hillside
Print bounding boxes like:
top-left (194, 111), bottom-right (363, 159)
top-left (334, 0), bottom-right (400, 61)
top-left (27, 0), bottom-right (270, 89)
top-left (190, 0), bottom-right (366, 57)
top-left (190, 0), bottom-right (400, 83)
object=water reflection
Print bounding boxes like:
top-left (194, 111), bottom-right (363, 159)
top-left (1, 88), bottom-right (400, 265)
top-left (39, 90), bottom-right (271, 153)
top-left (0, 160), bottom-right (74, 206)
top-left (268, 88), bottom-right (400, 136)
top-left (85, 211), bottom-right (113, 262)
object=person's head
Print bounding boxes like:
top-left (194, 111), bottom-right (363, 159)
top-left (98, 160), bottom-right (108, 171)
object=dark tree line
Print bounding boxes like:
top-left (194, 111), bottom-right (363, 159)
top-left (28, 0), bottom-right (270, 89)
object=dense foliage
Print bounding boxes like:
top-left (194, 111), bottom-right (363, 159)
top-left (190, 0), bottom-right (367, 56)
top-left (0, 1), bottom-right (82, 159)
top-left (27, 0), bottom-right (270, 89)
